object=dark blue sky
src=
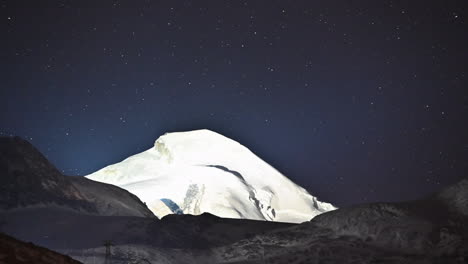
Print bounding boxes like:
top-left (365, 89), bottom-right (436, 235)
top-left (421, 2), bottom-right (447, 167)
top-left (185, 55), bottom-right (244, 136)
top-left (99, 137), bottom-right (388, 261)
top-left (1, 1), bottom-right (468, 206)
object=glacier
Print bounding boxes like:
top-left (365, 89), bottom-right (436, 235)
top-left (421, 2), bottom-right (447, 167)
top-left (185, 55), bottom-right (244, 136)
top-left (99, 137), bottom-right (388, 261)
top-left (85, 129), bottom-right (335, 223)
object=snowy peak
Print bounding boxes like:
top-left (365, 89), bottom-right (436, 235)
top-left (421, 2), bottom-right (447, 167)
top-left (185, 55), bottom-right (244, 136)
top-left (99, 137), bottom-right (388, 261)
top-left (153, 129), bottom-right (248, 165)
top-left (86, 129), bottom-right (336, 223)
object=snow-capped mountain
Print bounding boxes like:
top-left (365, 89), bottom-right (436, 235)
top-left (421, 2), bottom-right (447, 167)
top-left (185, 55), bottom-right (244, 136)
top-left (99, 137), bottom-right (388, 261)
top-left (86, 129), bottom-right (335, 223)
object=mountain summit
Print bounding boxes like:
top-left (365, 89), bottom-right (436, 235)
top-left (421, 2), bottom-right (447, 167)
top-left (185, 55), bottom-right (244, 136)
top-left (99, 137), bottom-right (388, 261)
top-left (86, 129), bottom-right (335, 223)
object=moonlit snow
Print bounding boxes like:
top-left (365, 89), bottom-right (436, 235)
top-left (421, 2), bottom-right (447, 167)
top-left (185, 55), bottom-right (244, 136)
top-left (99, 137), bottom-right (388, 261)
top-left (86, 129), bottom-right (335, 223)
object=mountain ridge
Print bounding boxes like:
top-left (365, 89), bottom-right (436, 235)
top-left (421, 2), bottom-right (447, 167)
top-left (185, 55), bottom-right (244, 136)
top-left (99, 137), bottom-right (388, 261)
top-left (0, 136), bottom-right (155, 218)
top-left (1, 135), bottom-right (467, 263)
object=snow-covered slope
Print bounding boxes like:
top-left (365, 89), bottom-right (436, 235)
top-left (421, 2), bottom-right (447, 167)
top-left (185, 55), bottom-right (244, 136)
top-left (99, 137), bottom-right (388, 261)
top-left (86, 129), bottom-right (335, 223)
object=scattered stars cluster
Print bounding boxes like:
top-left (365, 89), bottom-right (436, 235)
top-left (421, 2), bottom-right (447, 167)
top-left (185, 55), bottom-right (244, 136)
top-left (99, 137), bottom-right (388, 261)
top-left (1, 1), bottom-right (467, 206)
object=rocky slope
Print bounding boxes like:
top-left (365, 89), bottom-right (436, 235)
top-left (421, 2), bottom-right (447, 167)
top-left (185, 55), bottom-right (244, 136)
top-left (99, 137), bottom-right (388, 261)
top-left (63, 177), bottom-right (468, 264)
top-left (208, 177), bottom-right (468, 263)
top-left (0, 136), bottom-right (154, 218)
top-left (0, 232), bottom-right (81, 264)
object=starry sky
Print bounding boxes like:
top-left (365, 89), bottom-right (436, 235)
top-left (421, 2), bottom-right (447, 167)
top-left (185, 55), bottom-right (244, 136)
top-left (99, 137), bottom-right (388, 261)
top-left (1, 1), bottom-right (468, 206)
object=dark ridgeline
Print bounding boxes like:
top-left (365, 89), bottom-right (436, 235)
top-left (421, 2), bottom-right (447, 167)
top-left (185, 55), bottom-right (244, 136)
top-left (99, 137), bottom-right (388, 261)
top-left (0, 136), bottom-right (154, 217)
top-left (0, 232), bottom-right (82, 264)
top-left (0, 136), bottom-right (467, 263)
top-left (0, 136), bottom-right (92, 211)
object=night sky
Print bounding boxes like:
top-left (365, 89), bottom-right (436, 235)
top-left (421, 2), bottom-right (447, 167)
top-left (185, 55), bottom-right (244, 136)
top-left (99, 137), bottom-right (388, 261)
top-left (1, 1), bottom-right (468, 206)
